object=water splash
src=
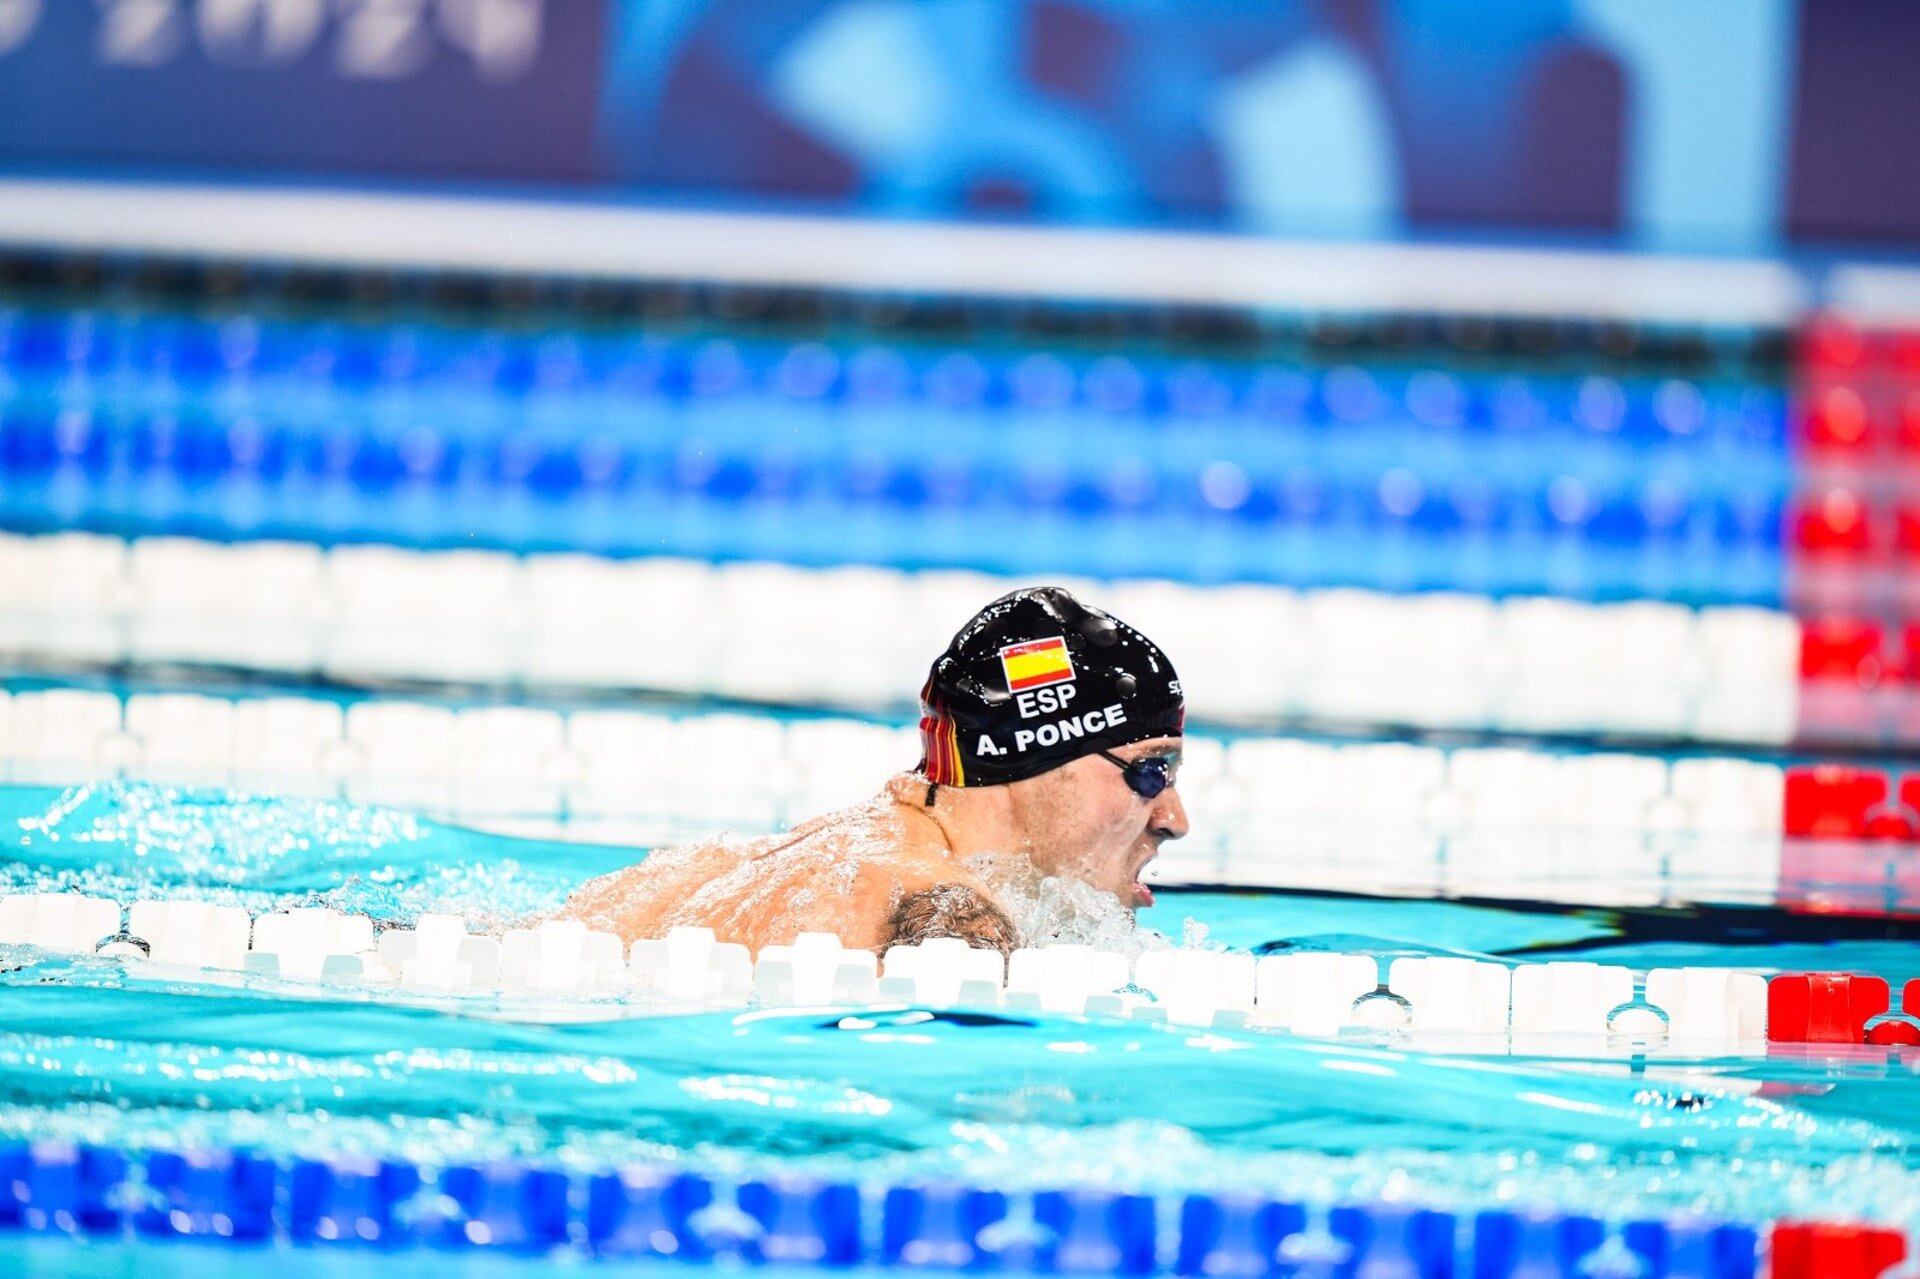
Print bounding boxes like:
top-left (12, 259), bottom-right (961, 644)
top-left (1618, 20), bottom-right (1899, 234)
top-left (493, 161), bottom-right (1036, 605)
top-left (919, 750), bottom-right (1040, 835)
top-left (0, 781), bottom-right (618, 925)
top-left (964, 851), bottom-right (1168, 953)
top-left (11, 780), bottom-right (428, 882)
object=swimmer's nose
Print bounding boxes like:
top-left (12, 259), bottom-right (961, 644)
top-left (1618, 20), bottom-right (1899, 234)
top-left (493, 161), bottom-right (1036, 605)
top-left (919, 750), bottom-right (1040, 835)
top-left (1150, 785), bottom-right (1188, 842)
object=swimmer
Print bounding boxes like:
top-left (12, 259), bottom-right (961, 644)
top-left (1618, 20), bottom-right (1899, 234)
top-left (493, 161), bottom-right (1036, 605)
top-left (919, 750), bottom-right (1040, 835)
top-left (561, 586), bottom-right (1187, 955)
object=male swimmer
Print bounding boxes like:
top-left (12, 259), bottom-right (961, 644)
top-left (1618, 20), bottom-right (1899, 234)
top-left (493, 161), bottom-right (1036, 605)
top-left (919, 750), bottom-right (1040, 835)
top-left (562, 587), bottom-right (1188, 955)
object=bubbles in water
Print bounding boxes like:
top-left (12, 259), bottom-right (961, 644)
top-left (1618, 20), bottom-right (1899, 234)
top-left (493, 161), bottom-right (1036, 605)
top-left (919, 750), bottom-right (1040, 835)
top-left (965, 852), bottom-right (1167, 954)
top-left (0, 781), bottom-right (591, 924)
top-left (12, 781), bottom-right (428, 885)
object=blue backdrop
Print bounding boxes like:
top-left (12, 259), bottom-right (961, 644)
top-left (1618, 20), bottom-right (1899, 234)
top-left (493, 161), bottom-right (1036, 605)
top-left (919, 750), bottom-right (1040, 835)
top-left (0, 0), bottom-right (1911, 253)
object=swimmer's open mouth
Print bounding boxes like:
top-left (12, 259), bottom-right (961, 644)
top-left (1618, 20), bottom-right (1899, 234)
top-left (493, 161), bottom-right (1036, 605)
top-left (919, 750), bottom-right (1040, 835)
top-left (1131, 854), bottom-right (1157, 908)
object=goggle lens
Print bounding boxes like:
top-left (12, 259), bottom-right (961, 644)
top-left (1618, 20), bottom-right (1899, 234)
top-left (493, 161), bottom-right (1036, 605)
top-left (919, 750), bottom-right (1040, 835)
top-left (1101, 750), bottom-right (1175, 799)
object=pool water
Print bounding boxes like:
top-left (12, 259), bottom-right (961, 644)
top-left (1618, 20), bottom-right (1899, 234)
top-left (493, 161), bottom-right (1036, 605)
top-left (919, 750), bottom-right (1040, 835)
top-left (3, 781), bottom-right (1919, 1240)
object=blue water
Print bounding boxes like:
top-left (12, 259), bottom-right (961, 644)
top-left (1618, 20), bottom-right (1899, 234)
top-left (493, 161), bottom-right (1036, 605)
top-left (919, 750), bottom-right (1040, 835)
top-left (3, 781), bottom-right (1920, 1243)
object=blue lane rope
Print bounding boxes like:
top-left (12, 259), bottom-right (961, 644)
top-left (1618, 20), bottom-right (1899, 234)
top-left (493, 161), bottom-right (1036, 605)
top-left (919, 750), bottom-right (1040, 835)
top-left (0, 1140), bottom-right (1762, 1276)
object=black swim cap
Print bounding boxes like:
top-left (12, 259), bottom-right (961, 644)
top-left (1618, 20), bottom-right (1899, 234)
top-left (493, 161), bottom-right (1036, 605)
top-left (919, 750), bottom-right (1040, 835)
top-left (917, 586), bottom-right (1183, 787)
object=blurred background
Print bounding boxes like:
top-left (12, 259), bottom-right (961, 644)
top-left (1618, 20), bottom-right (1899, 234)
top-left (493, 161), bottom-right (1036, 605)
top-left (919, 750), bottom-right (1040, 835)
top-left (0, 0), bottom-right (1917, 911)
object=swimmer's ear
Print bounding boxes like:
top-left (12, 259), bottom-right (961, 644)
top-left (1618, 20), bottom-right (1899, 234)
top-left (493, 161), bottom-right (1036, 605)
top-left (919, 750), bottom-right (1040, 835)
top-left (885, 883), bottom-right (1018, 957)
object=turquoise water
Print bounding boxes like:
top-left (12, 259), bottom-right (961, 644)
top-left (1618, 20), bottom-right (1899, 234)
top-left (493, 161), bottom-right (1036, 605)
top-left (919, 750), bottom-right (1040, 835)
top-left (3, 782), bottom-right (1920, 1239)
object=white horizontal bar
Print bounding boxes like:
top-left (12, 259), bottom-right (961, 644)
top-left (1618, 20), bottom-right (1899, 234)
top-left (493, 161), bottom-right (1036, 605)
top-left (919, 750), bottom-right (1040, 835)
top-left (1823, 263), bottom-right (1920, 326)
top-left (0, 178), bottom-right (1804, 325)
top-left (0, 532), bottom-right (1804, 744)
top-left (2, 683), bottom-right (1791, 910)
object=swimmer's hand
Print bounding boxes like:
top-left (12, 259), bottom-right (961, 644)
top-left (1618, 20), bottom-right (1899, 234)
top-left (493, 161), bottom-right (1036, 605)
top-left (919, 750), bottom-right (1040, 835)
top-left (884, 882), bottom-right (1019, 957)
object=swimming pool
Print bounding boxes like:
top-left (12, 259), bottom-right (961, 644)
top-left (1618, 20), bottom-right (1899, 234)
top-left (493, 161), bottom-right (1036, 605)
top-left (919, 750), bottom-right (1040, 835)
top-left (0, 248), bottom-right (1914, 1278)
top-left (3, 779), bottom-right (1917, 1276)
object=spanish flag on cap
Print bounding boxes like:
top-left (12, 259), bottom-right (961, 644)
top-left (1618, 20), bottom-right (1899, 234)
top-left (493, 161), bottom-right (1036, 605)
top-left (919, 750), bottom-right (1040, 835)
top-left (998, 636), bottom-right (1075, 692)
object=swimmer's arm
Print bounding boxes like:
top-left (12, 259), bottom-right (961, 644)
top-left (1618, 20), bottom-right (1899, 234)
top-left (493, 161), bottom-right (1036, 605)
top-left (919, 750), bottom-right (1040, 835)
top-left (882, 882), bottom-right (1020, 956)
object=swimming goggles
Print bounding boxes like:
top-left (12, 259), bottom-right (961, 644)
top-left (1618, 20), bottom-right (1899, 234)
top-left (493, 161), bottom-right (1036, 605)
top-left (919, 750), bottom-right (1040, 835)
top-left (1097, 749), bottom-right (1178, 800)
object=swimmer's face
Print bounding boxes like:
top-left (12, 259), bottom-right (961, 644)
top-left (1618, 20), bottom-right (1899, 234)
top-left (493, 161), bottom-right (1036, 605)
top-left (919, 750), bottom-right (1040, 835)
top-left (1005, 737), bottom-right (1188, 910)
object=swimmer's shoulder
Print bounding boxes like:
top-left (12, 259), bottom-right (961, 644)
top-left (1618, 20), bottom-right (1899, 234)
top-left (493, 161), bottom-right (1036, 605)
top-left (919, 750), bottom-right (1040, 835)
top-left (880, 876), bottom-right (1019, 956)
top-left (755, 800), bottom-right (1016, 954)
top-left (870, 788), bottom-right (1020, 955)
top-left (846, 842), bottom-right (1018, 956)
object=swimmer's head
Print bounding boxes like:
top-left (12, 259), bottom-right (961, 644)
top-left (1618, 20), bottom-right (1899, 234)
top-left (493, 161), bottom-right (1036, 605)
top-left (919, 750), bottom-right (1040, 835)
top-left (917, 586), bottom-right (1187, 907)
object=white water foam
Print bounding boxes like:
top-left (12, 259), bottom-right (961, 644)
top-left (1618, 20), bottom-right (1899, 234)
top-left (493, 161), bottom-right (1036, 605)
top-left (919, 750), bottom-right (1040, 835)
top-left (965, 851), bottom-right (1172, 955)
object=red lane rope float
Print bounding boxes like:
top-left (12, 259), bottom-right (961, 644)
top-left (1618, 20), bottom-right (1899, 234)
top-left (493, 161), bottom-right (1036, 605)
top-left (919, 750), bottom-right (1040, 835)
top-left (1770, 1220), bottom-right (1908, 1279)
top-left (1783, 765), bottom-right (1895, 840)
top-left (1765, 972), bottom-right (1920, 1046)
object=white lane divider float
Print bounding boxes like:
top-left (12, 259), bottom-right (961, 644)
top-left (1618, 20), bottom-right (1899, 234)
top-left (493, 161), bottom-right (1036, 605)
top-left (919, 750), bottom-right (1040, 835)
top-left (1643, 967), bottom-right (1768, 1047)
top-left (378, 913), bottom-right (505, 992)
top-left (0, 893), bottom-right (122, 955)
top-left (0, 891), bottom-right (1779, 1054)
top-left (1510, 960), bottom-right (1637, 1053)
top-left (628, 925), bottom-right (754, 1004)
top-left (246, 907), bottom-right (377, 980)
top-left (127, 898), bottom-right (252, 970)
top-left (0, 687), bottom-right (1797, 906)
top-left (1385, 957), bottom-right (1513, 1037)
top-left (1132, 949), bottom-right (1256, 1027)
top-left (756, 931), bottom-right (877, 1005)
top-left (0, 530), bottom-right (1804, 744)
top-left (497, 919), bottom-right (624, 994)
top-left (881, 938), bottom-right (1007, 1007)
top-left (0, 685), bottom-right (1797, 912)
top-left (1252, 953), bottom-right (1380, 1036)
top-left (1005, 944), bottom-right (1132, 1015)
